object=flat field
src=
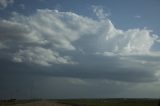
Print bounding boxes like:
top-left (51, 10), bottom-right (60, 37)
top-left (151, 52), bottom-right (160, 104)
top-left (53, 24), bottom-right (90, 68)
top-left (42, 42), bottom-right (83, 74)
top-left (0, 99), bottom-right (160, 106)
top-left (0, 100), bottom-right (71, 106)
top-left (58, 99), bottom-right (160, 106)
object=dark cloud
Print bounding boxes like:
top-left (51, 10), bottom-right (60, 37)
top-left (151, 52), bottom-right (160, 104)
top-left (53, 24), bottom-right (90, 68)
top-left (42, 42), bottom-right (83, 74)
top-left (0, 54), bottom-right (158, 83)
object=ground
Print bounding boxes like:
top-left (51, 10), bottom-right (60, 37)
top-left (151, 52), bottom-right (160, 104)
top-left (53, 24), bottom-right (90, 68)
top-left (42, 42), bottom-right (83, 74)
top-left (0, 99), bottom-right (159, 106)
top-left (0, 101), bottom-right (71, 106)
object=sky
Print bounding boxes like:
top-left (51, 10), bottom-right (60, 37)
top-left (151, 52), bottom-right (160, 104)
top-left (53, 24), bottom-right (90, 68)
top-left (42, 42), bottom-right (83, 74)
top-left (0, 0), bottom-right (160, 99)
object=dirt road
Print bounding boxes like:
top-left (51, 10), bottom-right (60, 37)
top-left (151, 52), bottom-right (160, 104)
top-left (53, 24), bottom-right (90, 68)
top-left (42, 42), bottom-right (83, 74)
top-left (11, 101), bottom-right (72, 106)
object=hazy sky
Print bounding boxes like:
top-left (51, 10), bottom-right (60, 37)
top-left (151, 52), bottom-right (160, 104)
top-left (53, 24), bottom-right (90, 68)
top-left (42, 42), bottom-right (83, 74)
top-left (0, 0), bottom-right (160, 99)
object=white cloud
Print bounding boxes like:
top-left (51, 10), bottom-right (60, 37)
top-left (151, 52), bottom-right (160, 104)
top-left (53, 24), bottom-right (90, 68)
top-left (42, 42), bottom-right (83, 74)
top-left (0, 9), bottom-right (104, 66)
top-left (104, 28), bottom-right (155, 55)
top-left (9, 9), bottom-right (100, 50)
top-left (92, 5), bottom-right (110, 20)
top-left (0, 0), bottom-right (13, 8)
top-left (13, 47), bottom-right (75, 66)
top-left (0, 19), bottom-right (37, 43)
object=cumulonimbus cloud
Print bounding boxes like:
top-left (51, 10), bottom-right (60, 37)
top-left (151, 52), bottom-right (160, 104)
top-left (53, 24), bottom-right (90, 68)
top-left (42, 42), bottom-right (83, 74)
top-left (0, 8), bottom-right (160, 82)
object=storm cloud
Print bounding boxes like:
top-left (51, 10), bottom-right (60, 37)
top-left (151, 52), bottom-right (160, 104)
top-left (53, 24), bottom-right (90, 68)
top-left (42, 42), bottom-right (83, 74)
top-left (0, 8), bottom-right (160, 84)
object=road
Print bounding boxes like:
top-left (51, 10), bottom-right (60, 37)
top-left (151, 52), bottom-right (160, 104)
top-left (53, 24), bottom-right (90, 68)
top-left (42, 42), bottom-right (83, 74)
top-left (11, 101), bottom-right (72, 106)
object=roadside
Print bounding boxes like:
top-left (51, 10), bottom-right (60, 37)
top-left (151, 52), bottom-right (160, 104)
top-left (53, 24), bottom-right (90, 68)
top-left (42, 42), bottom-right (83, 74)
top-left (1, 101), bottom-right (72, 106)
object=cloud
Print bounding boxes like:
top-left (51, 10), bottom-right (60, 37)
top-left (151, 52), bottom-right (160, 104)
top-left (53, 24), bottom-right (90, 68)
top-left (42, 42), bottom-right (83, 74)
top-left (0, 0), bottom-right (13, 8)
top-left (92, 5), bottom-right (111, 20)
top-left (135, 15), bottom-right (141, 19)
top-left (13, 47), bottom-right (75, 66)
top-left (0, 42), bottom-right (7, 49)
top-left (0, 9), bottom-right (106, 66)
top-left (0, 8), bottom-right (160, 83)
top-left (19, 4), bottom-right (25, 10)
top-left (67, 78), bottom-right (87, 85)
top-left (101, 28), bottom-right (155, 55)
